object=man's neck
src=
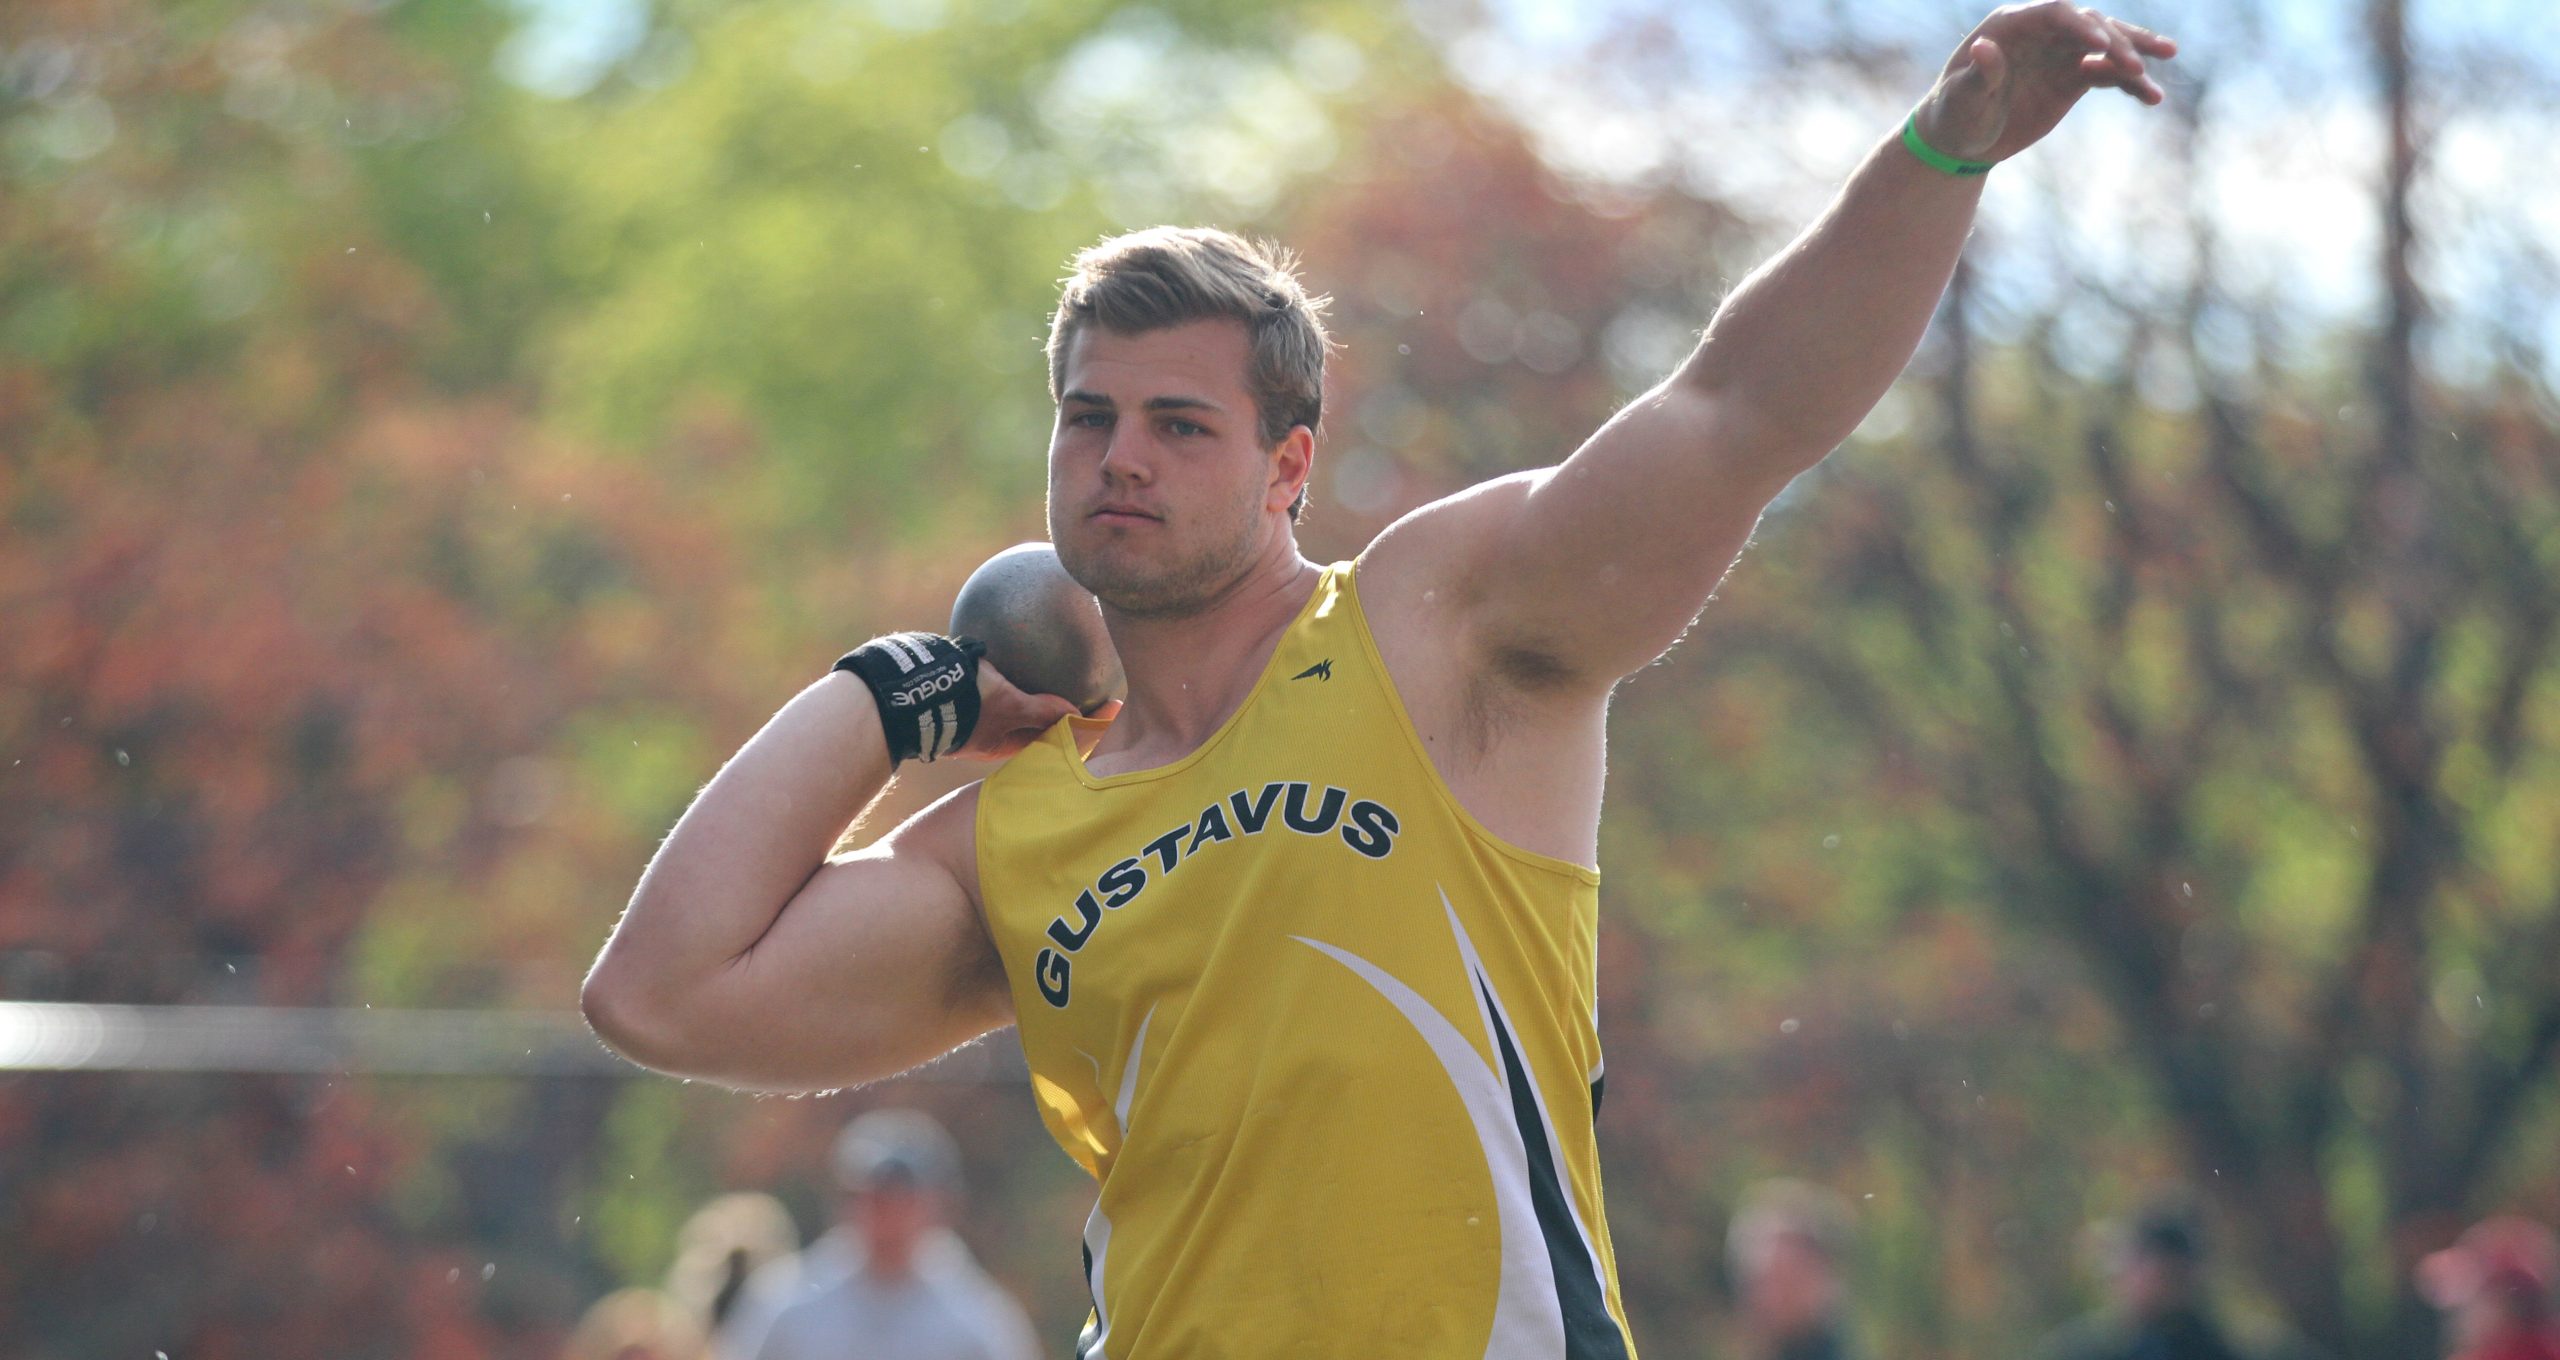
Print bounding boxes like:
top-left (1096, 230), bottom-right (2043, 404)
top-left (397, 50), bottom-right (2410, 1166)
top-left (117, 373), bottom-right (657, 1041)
top-left (1091, 546), bottom-right (1321, 772)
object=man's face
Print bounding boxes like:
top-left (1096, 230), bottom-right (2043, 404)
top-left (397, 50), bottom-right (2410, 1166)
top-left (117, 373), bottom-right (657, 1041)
top-left (1741, 1233), bottom-right (1840, 1339)
top-left (2109, 1248), bottom-right (2194, 1319)
top-left (847, 1182), bottom-right (940, 1273)
top-left (1047, 319), bottom-right (1306, 617)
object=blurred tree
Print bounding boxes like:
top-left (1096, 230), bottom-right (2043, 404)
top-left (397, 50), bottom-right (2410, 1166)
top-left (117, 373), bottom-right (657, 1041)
top-left (528, 0), bottom-right (1415, 543)
top-left (0, 0), bottom-right (1445, 1353)
top-left (0, 0), bottom-right (772, 1343)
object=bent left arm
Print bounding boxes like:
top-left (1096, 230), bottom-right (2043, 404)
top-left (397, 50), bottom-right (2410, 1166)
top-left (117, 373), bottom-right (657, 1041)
top-left (1389, 3), bottom-right (2174, 690)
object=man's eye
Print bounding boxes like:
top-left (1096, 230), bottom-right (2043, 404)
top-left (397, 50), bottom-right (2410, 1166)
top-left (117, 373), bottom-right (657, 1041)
top-left (1069, 411), bottom-right (1110, 428)
top-left (1168, 419), bottom-right (1207, 437)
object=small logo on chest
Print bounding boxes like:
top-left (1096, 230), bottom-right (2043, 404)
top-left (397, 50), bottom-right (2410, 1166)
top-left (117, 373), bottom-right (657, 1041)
top-left (1030, 780), bottom-right (1401, 1009)
top-left (1291, 659), bottom-right (1333, 682)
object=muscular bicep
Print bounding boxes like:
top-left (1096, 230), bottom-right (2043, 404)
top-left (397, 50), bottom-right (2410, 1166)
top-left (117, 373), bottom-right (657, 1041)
top-left (1366, 384), bottom-right (1796, 693)
top-left (1516, 385), bottom-right (1796, 671)
top-left (625, 786), bottom-right (1011, 1092)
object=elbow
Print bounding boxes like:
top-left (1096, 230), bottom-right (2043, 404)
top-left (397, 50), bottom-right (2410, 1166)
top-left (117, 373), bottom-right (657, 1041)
top-left (579, 966), bottom-right (852, 1095)
top-left (578, 963), bottom-right (642, 1060)
top-left (580, 947), bottom-right (782, 1088)
top-left (580, 955), bottom-right (689, 1075)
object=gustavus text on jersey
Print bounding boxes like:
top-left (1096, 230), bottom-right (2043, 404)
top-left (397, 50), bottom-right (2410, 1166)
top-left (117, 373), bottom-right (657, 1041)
top-left (1030, 781), bottom-right (1401, 1008)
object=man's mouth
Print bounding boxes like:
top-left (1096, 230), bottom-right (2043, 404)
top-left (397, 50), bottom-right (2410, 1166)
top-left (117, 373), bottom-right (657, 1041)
top-left (1090, 504), bottom-right (1160, 525)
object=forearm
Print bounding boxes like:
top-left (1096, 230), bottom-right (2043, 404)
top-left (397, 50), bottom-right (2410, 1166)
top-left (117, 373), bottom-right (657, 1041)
top-left (587, 673), bottom-right (893, 1012)
top-left (1675, 124), bottom-right (1983, 464)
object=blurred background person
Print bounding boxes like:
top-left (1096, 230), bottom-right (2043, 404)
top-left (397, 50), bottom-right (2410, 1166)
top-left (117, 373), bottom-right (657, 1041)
top-left (1728, 1179), bottom-right (1862, 1360)
top-left (2036, 1196), bottom-right (2262, 1360)
top-left (722, 1108), bottom-right (1036, 1360)
top-left (2419, 1216), bottom-right (2560, 1360)
top-left (566, 1287), bottom-right (710, 1360)
top-left (665, 1191), bottom-right (800, 1354)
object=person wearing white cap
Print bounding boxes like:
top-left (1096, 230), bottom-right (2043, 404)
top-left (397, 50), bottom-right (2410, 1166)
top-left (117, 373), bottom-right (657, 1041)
top-left (720, 1110), bottom-right (1037, 1360)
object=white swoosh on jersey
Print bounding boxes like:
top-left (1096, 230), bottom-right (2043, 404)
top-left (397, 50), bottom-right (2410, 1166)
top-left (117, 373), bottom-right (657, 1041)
top-left (1295, 897), bottom-right (1568, 1358)
top-left (1078, 1003), bottom-right (1156, 1360)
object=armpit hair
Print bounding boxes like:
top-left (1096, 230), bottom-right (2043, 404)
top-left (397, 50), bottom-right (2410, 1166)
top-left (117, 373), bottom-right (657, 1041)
top-left (1457, 640), bottom-right (1582, 756)
top-left (1491, 640), bottom-right (1580, 690)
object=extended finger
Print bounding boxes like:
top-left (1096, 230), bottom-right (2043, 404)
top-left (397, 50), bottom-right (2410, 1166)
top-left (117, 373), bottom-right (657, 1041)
top-left (2081, 9), bottom-right (2145, 77)
top-left (2106, 15), bottom-right (2179, 59)
top-left (2098, 18), bottom-right (2169, 102)
top-left (2077, 50), bottom-right (2162, 103)
top-left (2078, 56), bottom-right (2164, 103)
top-left (2074, 13), bottom-right (2163, 101)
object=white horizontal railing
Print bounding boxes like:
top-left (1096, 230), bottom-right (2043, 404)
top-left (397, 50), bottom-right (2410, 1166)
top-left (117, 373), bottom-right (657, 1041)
top-left (0, 1000), bottom-right (1022, 1081)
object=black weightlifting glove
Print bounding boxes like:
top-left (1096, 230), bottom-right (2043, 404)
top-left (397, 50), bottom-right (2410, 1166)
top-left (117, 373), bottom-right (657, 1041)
top-left (831, 632), bottom-right (987, 765)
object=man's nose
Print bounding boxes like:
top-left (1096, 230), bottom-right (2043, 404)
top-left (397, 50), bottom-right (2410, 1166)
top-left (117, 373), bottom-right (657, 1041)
top-left (1097, 428), bottom-right (1154, 484)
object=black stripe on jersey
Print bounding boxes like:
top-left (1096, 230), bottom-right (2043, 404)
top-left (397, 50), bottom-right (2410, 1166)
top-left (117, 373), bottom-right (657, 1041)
top-left (1078, 1241), bottom-right (1101, 1358)
top-left (1481, 979), bottom-right (1630, 1360)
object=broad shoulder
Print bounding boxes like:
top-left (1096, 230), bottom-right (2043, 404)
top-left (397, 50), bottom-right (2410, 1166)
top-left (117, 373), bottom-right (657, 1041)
top-left (1355, 469), bottom-right (1542, 623)
top-left (1351, 474), bottom-right (1611, 866)
top-left (1356, 468), bottom-right (1595, 700)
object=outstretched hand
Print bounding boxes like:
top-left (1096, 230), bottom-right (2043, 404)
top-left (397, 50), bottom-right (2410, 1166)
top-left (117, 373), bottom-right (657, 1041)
top-left (1915, 2), bottom-right (2177, 165)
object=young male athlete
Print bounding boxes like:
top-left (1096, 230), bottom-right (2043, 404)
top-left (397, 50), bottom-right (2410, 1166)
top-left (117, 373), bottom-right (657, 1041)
top-left (583, 6), bottom-right (2176, 1354)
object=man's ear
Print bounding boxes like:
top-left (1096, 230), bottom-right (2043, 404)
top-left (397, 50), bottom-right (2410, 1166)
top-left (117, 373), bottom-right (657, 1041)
top-left (1268, 425), bottom-right (1315, 514)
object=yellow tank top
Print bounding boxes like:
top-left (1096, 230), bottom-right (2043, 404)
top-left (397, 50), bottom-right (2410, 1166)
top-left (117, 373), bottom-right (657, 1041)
top-left (975, 561), bottom-right (1635, 1359)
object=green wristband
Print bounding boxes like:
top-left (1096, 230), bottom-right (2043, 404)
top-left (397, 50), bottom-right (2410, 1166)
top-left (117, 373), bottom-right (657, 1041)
top-left (1901, 114), bottom-right (1995, 176)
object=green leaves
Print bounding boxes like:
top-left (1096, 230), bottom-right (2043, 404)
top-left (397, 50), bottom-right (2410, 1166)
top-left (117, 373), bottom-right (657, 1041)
top-left (528, 0), bottom-right (1395, 537)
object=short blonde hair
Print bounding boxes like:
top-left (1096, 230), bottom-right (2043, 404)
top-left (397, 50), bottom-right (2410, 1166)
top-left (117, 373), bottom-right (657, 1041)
top-left (1047, 226), bottom-right (1332, 483)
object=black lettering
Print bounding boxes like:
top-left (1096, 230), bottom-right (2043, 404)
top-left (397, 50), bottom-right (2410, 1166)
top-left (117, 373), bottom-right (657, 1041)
top-left (1036, 948), bottom-right (1071, 1007)
top-left (1097, 857), bottom-right (1146, 908)
top-left (1143, 826), bottom-right (1187, 874)
top-left (1187, 802), bottom-right (1235, 854)
top-left (1282, 782), bottom-right (1346, 835)
top-left (1229, 783), bottom-right (1283, 834)
top-left (1047, 890), bottom-right (1103, 952)
top-left (1341, 799), bottom-right (1401, 859)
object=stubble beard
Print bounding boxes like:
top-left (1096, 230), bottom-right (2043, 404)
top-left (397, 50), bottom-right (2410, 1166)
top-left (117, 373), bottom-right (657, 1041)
top-left (1053, 487), bottom-right (1266, 621)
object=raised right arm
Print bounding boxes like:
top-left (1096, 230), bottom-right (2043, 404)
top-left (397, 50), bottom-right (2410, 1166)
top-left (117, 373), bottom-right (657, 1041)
top-left (581, 667), bottom-right (1070, 1091)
